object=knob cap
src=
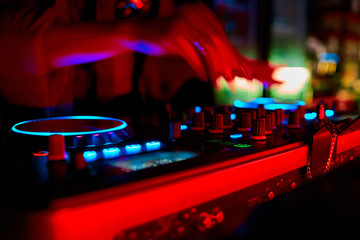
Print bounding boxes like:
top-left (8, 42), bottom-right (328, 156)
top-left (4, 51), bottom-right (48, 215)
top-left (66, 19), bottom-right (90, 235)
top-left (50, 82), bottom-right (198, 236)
top-left (209, 114), bottom-right (224, 134)
top-left (257, 104), bottom-right (266, 118)
top-left (265, 114), bottom-right (273, 135)
top-left (288, 110), bottom-right (301, 128)
top-left (192, 112), bottom-right (205, 131)
top-left (169, 121), bottom-right (181, 139)
top-left (275, 108), bottom-right (285, 125)
top-left (251, 119), bottom-right (266, 140)
top-left (203, 107), bottom-right (214, 127)
top-left (223, 111), bottom-right (233, 129)
top-left (48, 134), bottom-right (66, 161)
top-left (91, 133), bottom-right (106, 146)
top-left (73, 135), bottom-right (88, 148)
top-left (237, 112), bottom-right (252, 132)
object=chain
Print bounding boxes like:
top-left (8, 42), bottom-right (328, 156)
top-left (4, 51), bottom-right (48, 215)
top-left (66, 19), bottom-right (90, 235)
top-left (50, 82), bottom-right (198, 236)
top-left (325, 122), bottom-right (338, 173)
top-left (306, 122), bottom-right (338, 180)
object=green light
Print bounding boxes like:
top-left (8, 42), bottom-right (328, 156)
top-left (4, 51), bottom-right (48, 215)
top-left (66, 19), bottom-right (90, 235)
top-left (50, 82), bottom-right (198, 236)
top-left (234, 143), bottom-right (251, 148)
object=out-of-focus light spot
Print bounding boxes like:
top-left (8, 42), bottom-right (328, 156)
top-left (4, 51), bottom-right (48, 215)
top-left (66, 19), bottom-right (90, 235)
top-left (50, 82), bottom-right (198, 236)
top-left (251, 97), bottom-right (275, 105)
top-left (305, 112), bottom-right (317, 120)
top-left (318, 52), bottom-right (340, 64)
top-left (103, 147), bottom-right (120, 159)
top-left (264, 103), bottom-right (299, 110)
top-left (230, 134), bottom-right (243, 139)
top-left (297, 100), bottom-right (306, 106)
top-left (230, 113), bottom-right (236, 121)
top-left (233, 100), bottom-right (257, 109)
top-left (180, 125), bottom-right (188, 131)
top-left (125, 144), bottom-right (142, 155)
top-left (272, 67), bottom-right (310, 95)
top-left (326, 109), bottom-right (334, 117)
top-left (83, 151), bottom-right (97, 162)
top-left (195, 106), bottom-right (202, 113)
top-left (145, 141), bottom-right (161, 151)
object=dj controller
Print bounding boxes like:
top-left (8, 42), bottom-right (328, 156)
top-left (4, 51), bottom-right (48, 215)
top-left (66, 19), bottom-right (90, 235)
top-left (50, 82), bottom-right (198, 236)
top-left (1, 98), bottom-right (360, 240)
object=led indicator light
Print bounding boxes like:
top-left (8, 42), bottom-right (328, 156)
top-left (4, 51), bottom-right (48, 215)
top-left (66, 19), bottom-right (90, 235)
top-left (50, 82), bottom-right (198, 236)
top-left (195, 106), bottom-right (202, 113)
top-left (125, 144), bottom-right (142, 155)
top-left (180, 125), bottom-right (188, 131)
top-left (233, 143), bottom-right (251, 148)
top-left (326, 109), bottom-right (334, 117)
top-left (145, 141), bottom-right (161, 151)
top-left (230, 113), bottom-right (236, 121)
top-left (102, 147), bottom-right (120, 159)
top-left (230, 134), bottom-right (243, 139)
top-left (304, 112), bottom-right (317, 120)
top-left (83, 151), bottom-right (97, 162)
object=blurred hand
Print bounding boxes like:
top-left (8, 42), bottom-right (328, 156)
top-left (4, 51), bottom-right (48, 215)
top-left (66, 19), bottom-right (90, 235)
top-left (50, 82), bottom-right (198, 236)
top-left (164, 2), bottom-right (252, 83)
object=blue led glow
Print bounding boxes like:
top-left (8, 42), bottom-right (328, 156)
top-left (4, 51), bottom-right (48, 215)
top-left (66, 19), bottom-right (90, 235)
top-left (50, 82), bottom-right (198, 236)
top-left (231, 113), bottom-right (236, 121)
top-left (83, 151), bottom-right (97, 162)
top-left (145, 141), bottom-right (161, 151)
top-left (251, 97), bottom-right (275, 105)
top-left (297, 100), bottom-right (306, 106)
top-left (125, 144), bottom-right (142, 155)
top-left (326, 109), bottom-right (335, 117)
top-left (230, 134), bottom-right (243, 139)
top-left (233, 100), bottom-right (257, 109)
top-left (264, 103), bottom-right (300, 110)
top-left (102, 147), bottom-right (120, 159)
top-left (12, 116), bottom-right (127, 137)
top-left (180, 125), bottom-right (188, 131)
top-left (195, 106), bottom-right (202, 113)
top-left (304, 112), bottom-right (317, 120)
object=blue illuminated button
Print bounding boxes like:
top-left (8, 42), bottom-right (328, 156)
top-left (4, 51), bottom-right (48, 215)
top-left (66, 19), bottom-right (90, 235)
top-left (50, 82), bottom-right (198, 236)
top-left (180, 125), bottom-right (188, 131)
top-left (304, 112), bottom-right (317, 120)
top-left (125, 144), bottom-right (142, 155)
top-left (325, 109), bottom-right (334, 117)
top-left (103, 147), bottom-right (121, 159)
top-left (83, 151), bottom-right (97, 162)
top-left (230, 134), bottom-right (243, 139)
top-left (145, 141), bottom-right (161, 151)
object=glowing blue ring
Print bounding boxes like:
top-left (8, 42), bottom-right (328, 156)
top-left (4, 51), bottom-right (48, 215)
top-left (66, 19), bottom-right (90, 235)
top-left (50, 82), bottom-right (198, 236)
top-left (11, 116), bottom-right (128, 137)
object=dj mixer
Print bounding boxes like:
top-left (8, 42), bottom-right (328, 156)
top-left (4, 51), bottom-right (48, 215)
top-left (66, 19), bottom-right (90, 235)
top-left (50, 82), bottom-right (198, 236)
top-left (1, 98), bottom-right (360, 240)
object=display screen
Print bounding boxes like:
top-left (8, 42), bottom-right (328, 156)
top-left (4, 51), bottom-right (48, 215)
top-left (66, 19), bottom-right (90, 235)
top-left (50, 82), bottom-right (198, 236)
top-left (107, 150), bottom-right (199, 171)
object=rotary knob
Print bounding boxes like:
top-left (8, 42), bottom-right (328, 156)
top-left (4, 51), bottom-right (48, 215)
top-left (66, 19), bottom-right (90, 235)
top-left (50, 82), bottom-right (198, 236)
top-left (203, 107), bottom-right (214, 127)
top-left (223, 110), bottom-right (233, 129)
top-left (275, 108), bottom-right (285, 126)
top-left (209, 114), bottom-right (224, 134)
top-left (265, 114), bottom-right (273, 135)
top-left (192, 112), bottom-right (205, 131)
top-left (237, 112), bottom-right (252, 132)
top-left (250, 119), bottom-right (266, 141)
top-left (48, 134), bottom-right (66, 161)
top-left (169, 121), bottom-right (181, 139)
top-left (288, 110), bottom-right (301, 129)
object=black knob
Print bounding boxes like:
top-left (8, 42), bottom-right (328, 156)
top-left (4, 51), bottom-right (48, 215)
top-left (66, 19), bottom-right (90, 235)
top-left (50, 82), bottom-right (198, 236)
top-left (257, 104), bottom-right (266, 118)
top-left (170, 121), bottom-right (181, 139)
top-left (251, 119), bottom-right (266, 141)
top-left (237, 112), bottom-right (252, 132)
top-left (265, 114), bottom-right (273, 135)
top-left (192, 112), bottom-right (205, 131)
top-left (203, 107), bottom-right (214, 127)
top-left (223, 111), bottom-right (233, 129)
top-left (275, 108), bottom-right (285, 126)
top-left (288, 110), bottom-right (301, 129)
top-left (209, 114), bottom-right (224, 134)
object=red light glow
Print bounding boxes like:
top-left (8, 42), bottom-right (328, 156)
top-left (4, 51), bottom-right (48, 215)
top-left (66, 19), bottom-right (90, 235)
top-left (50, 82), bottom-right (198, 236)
top-left (45, 144), bottom-right (308, 240)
